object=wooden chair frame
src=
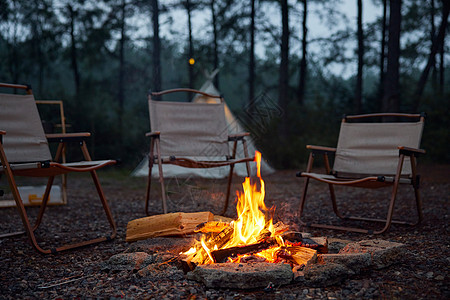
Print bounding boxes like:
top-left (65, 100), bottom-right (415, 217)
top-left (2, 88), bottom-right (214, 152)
top-left (0, 83), bottom-right (117, 254)
top-left (297, 113), bottom-right (425, 234)
top-left (145, 88), bottom-right (254, 216)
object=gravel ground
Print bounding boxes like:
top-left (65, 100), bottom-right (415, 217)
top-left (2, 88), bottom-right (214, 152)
top-left (0, 163), bottom-right (449, 299)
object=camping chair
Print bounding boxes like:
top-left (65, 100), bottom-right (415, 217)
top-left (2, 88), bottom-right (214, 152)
top-left (0, 83), bottom-right (117, 254)
top-left (296, 113), bottom-right (425, 234)
top-left (145, 88), bottom-right (254, 216)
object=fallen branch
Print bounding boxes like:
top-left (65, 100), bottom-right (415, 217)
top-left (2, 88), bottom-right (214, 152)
top-left (37, 273), bottom-right (91, 289)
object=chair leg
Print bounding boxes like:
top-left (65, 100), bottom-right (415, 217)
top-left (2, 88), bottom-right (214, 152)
top-left (241, 139), bottom-right (251, 175)
top-left (297, 177), bottom-right (310, 226)
top-left (155, 139), bottom-right (168, 214)
top-left (413, 183), bottom-right (423, 224)
top-left (145, 138), bottom-right (155, 216)
top-left (221, 138), bottom-right (245, 216)
top-left (89, 170), bottom-right (117, 233)
top-left (410, 155), bottom-right (423, 224)
top-left (222, 164), bottom-right (235, 216)
top-left (33, 176), bottom-right (55, 230)
top-left (299, 152), bottom-right (422, 234)
top-left (297, 152), bottom-right (314, 226)
top-left (322, 152), bottom-right (345, 220)
top-left (373, 156), bottom-right (405, 234)
top-left (328, 184), bottom-right (347, 219)
top-left (0, 169), bottom-right (34, 240)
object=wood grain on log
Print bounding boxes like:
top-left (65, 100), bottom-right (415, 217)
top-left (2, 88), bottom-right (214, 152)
top-left (126, 211), bottom-right (213, 242)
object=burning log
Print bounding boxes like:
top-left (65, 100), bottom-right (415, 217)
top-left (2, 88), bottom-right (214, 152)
top-left (195, 221), bottom-right (230, 233)
top-left (211, 238), bottom-right (278, 263)
top-left (183, 224), bottom-right (235, 270)
top-left (126, 211), bottom-right (213, 242)
top-left (281, 231), bottom-right (303, 243)
top-left (280, 233), bottom-right (328, 254)
top-left (206, 224), bottom-right (234, 249)
top-left (289, 246), bottom-right (317, 266)
top-left (302, 237), bottom-right (328, 254)
top-left (272, 221), bottom-right (290, 235)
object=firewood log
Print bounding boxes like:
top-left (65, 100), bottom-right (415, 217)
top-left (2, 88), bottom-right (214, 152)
top-left (303, 237), bottom-right (328, 254)
top-left (126, 211), bottom-right (213, 242)
top-left (184, 224), bottom-right (235, 266)
top-left (289, 246), bottom-right (317, 266)
top-left (195, 221), bottom-right (230, 233)
top-left (211, 238), bottom-right (278, 263)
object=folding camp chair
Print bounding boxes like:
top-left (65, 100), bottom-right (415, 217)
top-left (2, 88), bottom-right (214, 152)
top-left (0, 83), bottom-right (117, 254)
top-left (296, 113), bottom-right (425, 234)
top-left (145, 88), bottom-right (254, 216)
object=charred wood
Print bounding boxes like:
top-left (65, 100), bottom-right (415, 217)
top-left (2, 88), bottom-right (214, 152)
top-left (211, 238), bottom-right (277, 263)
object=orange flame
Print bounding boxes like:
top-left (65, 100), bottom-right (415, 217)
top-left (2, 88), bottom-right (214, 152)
top-left (183, 151), bottom-right (279, 264)
top-left (226, 151), bottom-right (273, 248)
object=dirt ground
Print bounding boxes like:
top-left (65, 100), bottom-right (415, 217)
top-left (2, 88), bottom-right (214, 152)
top-left (0, 163), bottom-right (449, 299)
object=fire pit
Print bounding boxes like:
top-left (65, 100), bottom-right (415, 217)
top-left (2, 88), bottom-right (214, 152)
top-left (180, 152), bottom-right (325, 271)
top-left (119, 152), bottom-right (406, 290)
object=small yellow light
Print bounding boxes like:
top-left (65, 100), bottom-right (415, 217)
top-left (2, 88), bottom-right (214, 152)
top-left (189, 58), bottom-right (195, 65)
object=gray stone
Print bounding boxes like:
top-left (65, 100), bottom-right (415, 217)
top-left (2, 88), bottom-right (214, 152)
top-left (435, 275), bottom-right (445, 281)
top-left (293, 270), bottom-right (306, 282)
top-left (102, 252), bottom-right (150, 272)
top-left (186, 262), bottom-right (293, 289)
top-left (339, 239), bottom-right (405, 269)
top-left (318, 252), bottom-right (372, 274)
top-left (327, 238), bottom-right (353, 254)
top-left (303, 263), bottom-right (350, 287)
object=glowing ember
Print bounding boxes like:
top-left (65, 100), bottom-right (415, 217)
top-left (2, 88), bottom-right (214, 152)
top-left (182, 151), bottom-right (318, 268)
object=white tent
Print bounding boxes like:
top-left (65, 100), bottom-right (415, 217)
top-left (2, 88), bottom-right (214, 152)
top-left (131, 71), bottom-right (275, 178)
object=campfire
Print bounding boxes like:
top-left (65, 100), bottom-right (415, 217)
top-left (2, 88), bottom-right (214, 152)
top-left (124, 152), bottom-right (405, 290)
top-left (181, 151), bottom-right (325, 270)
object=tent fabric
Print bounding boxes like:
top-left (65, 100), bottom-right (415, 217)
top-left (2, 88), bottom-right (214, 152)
top-left (0, 93), bottom-right (52, 163)
top-left (131, 72), bottom-right (275, 178)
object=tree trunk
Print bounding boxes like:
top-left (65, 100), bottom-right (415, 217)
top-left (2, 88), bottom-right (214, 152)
top-left (414, 0), bottom-right (449, 107)
top-left (355, 0), bottom-right (363, 114)
top-left (431, 0), bottom-right (437, 87)
top-left (279, 0), bottom-right (289, 138)
top-left (118, 0), bottom-right (126, 146)
top-left (248, 0), bottom-right (256, 108)
top-left (211, 0), bottom-right (219, 88)
top-left (152, 0), bottom-right (161, 92)
top-left (382, 0), bottom-right (402, 113)
top-left (378, 0), bottom-right (387, 106)
top-left (439, 26), bottom-right (445, 95)
top-left (187, 0), bottom-right (194, 90)
top-left (439, 0), bottom-right (448, 95)
top-left (68, 4), bottom-right (80, 101)
top-left (298, 0), bottom-right (307, 106)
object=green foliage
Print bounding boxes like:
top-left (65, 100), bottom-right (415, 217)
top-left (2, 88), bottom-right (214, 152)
top-left (418, 86), bottom-right (450, 163)
top-left (0, 0), bottom-right (449, 171)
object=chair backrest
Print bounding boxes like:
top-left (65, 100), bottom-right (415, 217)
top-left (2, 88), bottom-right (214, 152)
top-left (333, 114), bottom-right (424, 177)
top-left (0, 93), bottom-right (52, 163)
top-left (148, 97), bottom-right (229, 157)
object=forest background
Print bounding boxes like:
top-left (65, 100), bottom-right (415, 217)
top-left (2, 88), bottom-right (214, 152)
top-left (0, 0), bottom-right (449, 170)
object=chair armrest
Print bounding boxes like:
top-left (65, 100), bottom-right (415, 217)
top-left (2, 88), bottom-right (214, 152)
top-left (145, 131), bottom-right (160, 137)
top-left (306, 145), bottom-right (336, 154)
top-left (0, 130), bottom-right (5, 135)
top-left (398, 146), bottom-right (426, 157)
top-left (46, 132), bottom-right (91, 143)
top-left (228, 132), bottom-right (250, 141)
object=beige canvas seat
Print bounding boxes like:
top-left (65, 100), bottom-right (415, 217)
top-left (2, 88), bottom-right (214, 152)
top-left (145, 88), bottom-right (254, 215)
top-left (0, 83), bottom-right (117, 254)
top-left (296, 113), bottom-right (425, 234)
